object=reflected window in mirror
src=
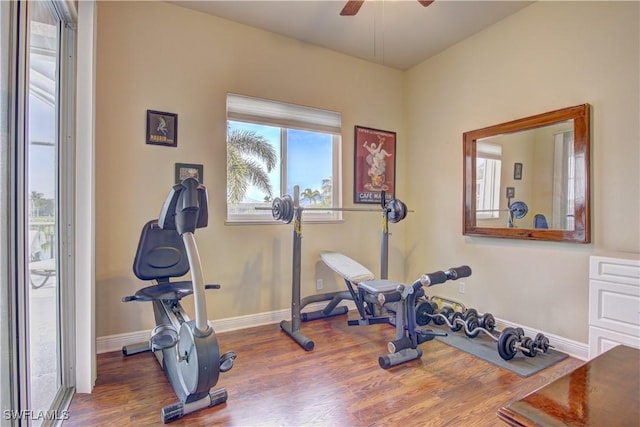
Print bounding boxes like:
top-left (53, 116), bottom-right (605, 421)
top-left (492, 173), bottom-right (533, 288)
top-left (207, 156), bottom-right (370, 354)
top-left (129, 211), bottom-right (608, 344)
top-left (463, 104), bottom-right (590, 243)
top-left (553, 130), bottom-right (574, 230)
top-left (476, 141), bottom-right (502, 220)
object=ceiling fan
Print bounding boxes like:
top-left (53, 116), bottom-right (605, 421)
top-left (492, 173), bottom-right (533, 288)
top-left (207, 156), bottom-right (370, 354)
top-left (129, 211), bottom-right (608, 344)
top-left (340, 0), bottom-right (434, 16)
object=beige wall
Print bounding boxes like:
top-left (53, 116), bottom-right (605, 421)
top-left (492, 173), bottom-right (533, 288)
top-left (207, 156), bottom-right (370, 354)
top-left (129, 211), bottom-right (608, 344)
top-left (96, 1), bottom-right (639, 344)
top-left (405, 1), bottom-right (639, 342)
top-left (95, 1), bottom-right (407, 337)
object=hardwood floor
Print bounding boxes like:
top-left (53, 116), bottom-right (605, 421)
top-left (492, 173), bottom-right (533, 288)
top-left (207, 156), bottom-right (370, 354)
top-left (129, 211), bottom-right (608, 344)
top-left (66, 314), bottom-right (584, 426)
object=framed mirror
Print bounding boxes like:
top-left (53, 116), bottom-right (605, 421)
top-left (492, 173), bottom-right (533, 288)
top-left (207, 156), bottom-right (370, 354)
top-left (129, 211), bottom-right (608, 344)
top-left (463, 104), bottom-right (590, 243)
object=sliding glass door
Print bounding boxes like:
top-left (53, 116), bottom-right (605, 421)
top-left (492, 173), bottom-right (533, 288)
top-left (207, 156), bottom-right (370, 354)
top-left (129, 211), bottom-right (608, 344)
top-left (26, 1), bottom-right (62, 417)
top-left (1, 0), bottom-right (14, 422)
top-left (2, 1), bottom-right (76, 425)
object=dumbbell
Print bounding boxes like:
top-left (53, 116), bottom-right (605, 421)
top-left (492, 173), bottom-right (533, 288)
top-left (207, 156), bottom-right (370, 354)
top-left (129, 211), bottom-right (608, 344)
top-left (497, 328), bottom-right (552, 360)
top-left (462, 308), bottom-right (496, 331)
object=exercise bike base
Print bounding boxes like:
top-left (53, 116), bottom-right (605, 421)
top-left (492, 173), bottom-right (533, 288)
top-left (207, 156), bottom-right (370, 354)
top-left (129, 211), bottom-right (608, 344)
top-left (161, 388), bottom-right (228, 424)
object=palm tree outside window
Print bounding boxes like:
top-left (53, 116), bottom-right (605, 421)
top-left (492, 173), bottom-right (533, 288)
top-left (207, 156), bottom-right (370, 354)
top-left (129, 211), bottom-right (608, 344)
top-left (226, 94), bottom-right (342, 222)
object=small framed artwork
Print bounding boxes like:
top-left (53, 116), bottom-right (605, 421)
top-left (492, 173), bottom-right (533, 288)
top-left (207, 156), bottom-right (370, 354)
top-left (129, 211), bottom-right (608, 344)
top-left (354, 126), bottom-right (396, 204)
top-left (147, 110), bottom-right (177, 147)
top-left (175, 163), bottom-right (203, 184)
top-left (513, 162), bottom-right (523, 180)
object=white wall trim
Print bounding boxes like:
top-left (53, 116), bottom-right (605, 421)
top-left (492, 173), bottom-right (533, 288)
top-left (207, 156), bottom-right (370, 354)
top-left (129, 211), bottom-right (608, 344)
top-left (97, 306), bottom-right (295, 354)
top-left (97, 304), bottom-right (588, 360)
top-left (75, 0), bottom-right (97, 394)
top-left (494, 318), bottom-right (588, 361)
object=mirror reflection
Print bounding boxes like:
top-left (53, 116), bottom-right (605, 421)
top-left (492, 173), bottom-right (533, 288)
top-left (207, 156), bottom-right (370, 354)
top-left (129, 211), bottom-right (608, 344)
top-left (475, 119), bottom-right (576, 230)
top-left (463, 104), bottom-right (590, 243)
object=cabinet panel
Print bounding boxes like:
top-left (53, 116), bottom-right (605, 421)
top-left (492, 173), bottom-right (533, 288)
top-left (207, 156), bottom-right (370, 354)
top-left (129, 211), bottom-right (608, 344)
top-left (589, 326), bottom-right (640, 358)
top-left (589, 280), bottom-right (640, 337)
top-left (589, 255), bottom-right (640, 359)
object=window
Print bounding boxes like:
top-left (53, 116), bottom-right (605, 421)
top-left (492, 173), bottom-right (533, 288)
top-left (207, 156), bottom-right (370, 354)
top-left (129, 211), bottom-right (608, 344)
top-left (476, 141), bottom-right (502, 219)
top-left (553, 130), bottom-right (575, 230)
top-left (226, 94), bottom-right (342, 222)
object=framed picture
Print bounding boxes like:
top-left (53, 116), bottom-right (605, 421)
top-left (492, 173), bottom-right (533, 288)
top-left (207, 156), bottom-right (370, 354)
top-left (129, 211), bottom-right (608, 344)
top-left (514, 162), bottom-right (523, 180)
top-left (354, 126), bottom-right (396, 204)
top-left (146, 110), bottom-right (177, 147)
top-left (506, 186), bottom-right (515, 199)
top-left (175, 163), bottom-right (203, 184)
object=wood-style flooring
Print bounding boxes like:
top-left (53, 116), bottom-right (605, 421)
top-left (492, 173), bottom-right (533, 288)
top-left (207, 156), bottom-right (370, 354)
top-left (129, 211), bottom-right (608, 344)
top-left (66, 314), bottom-right (584, 426)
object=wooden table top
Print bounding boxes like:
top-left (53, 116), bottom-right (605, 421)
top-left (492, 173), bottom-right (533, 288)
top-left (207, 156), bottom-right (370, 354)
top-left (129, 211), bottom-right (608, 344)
top-left (497, 345), bottom-right (640, 426)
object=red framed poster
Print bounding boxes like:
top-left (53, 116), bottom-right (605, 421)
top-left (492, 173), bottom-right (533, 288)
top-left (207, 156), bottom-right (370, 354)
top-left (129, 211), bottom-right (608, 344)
top-left (353, 126), bottom-right (396, 204)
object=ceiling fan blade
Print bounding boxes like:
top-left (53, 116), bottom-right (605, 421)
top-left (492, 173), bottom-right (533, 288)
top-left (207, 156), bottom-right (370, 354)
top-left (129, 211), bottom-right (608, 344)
top-left (340, 1), bottom-right (365, 16)
top-left (418, 0), bottom-right (435, 7)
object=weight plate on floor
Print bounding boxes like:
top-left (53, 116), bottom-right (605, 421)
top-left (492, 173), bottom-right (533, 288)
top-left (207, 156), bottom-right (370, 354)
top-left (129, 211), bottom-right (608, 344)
top-left (415, 300), bottom-right (434, 326)
top-left (521, 337), bottom-right (537, 357)
top-left (434, 306), bottom-right (451, 326)
top-left (463, 308), bottom-right (478, 321)
top-left (479, 313), bottom-right (496, 331)
top-left (449, 311), bottom-right (463, 332)
top-left (534, 333), bottom-right (550, 353)
top-left (498, 329), bottom-right (518, 360)
top-left (464, 316), bottom-right (480, 338)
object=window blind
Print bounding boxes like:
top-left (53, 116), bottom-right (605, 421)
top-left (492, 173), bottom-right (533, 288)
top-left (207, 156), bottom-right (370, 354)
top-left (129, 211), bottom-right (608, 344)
top-left (227, 93), bottom-right (341, 135)
top-left (477, 141), bottom-right (502, 160)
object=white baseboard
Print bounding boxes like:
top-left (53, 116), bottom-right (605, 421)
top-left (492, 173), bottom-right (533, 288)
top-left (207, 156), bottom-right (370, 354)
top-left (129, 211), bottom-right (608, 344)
top-left (97, 301), bottom-right (356, 354)
top-left (493, 318), bottom-right (588, 360)
top-left (97, 303), bottom-right (588, 360)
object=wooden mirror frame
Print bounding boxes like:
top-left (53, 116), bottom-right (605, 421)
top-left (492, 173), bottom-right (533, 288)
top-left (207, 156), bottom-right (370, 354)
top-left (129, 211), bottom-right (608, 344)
top-left (463, 104), bottom-right (590, 243)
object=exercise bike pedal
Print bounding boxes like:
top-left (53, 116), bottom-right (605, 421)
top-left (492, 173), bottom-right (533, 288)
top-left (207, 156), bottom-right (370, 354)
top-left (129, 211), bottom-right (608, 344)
top-left (150, 324), bottom-right (179, 351)
top-left (219, 351), bottom-right (237, 373)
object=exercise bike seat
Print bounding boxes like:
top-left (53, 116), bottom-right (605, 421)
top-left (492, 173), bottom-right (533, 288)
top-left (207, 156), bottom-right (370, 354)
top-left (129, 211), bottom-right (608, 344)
top-left (123, 220), bottom-right (196, 302)
top-left (123, 280), bottom-right (194, 302)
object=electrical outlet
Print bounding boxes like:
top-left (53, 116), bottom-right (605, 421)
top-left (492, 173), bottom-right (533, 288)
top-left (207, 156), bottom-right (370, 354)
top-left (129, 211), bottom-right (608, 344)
top-left (316, 279), bottom-right (323, 291)
top-left (458, 282), bottom-right (466, 294)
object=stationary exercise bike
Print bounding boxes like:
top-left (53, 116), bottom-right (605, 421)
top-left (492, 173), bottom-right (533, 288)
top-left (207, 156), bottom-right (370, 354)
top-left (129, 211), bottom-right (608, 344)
top-left (122, 177), bottom-right (236, 423)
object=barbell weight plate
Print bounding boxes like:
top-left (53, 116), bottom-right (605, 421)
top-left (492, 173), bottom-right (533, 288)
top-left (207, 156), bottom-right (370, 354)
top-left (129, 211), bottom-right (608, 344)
top-left (464, 316), bottom-right (480, 338)
top-left (479, 313), bottom-right (496, 331)
top-left (510, 201), bottom-right (529, 220)
top-left (521, 337), bottom-right (537, 357)
top-left (415, 300), bottom-right (434, 326)
top-left (449, 311), bottom-right (463, 332)
top-left (515, 327), bottom-right (525, 339)
top-left (271, 194), bottom-right (294, 223)
top-left (534, 333), bottom-right (550, 353)
top-left (433, 306), bottom-right (451, 326)
top-left (497, 329), bottom-right (518, 360)
top-left (386, 199), bottom-right (408, 223)
top-left (463, 308), bottom-right (478, 322)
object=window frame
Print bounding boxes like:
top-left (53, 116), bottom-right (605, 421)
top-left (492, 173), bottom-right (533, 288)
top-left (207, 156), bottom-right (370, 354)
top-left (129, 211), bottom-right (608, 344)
top-left (226, 94), bottom-right (342, 224)
top-left (475, 141), bottom-right (502, 220)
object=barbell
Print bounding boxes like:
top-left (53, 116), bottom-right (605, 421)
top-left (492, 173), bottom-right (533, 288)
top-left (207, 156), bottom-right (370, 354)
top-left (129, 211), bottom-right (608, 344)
top-left (264, 192), bottom-right (410, 224)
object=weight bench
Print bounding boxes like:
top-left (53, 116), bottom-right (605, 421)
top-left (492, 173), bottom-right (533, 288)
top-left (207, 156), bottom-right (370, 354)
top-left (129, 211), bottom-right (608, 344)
top-left (321, 252), bottom-right (471, 368)
top-left (320, 252), bottom-right (403, 329)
